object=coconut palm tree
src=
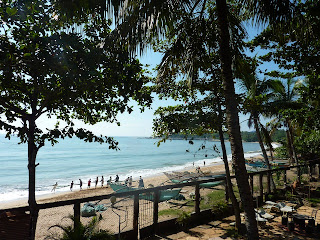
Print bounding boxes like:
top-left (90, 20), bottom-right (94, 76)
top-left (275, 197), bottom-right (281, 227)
top-left (268, 77), bottom-right (302, 164)
top-left (239, 69), bottom-right (278, 192)
top-left (239, 72), bottom-right (271, 168)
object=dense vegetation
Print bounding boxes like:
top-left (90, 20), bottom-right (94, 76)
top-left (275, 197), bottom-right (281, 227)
top-left (160, 130), bottom-right (286, 143)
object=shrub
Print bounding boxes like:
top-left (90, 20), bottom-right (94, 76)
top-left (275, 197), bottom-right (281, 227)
top-left (46, 214), bottom-right (115, 240)
top-left (176, 211), bottom-right (191, 230)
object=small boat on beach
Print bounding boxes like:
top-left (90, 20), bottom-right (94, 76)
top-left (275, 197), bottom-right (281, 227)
top-left (109, 183), bottom-right (182, 202)
top-left (245, 158), bottom-right (289, 172)
top-left (163, 171), bottom-right (226, 188)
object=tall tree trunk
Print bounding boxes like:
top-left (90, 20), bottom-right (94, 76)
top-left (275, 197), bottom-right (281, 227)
top-left (253, 115), bottom-right (270, 168)
top-left (216, 0), bottom-right (259, 239)
top-left (28, 118), bottom-right (39, 240)
top-left (286, 130), bottom-right (294, 164)
top-left (287, 119), bottom-right (298, 164)
top-left (218, 122), bottom-right (242, 230)
top-left (253, 115), bottom-right (275, 190)
top-left (267, 142), bottom-right (275, 162)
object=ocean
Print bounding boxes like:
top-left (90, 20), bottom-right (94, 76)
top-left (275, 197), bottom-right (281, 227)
top-left (0, 135), bottom-right (262, 203)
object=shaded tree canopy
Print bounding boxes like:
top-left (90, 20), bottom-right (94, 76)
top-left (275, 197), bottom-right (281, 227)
top-left (0, 0), bottom-right (152, 147)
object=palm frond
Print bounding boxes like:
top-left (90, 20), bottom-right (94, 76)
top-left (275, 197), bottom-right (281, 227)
top-left (241, 0), bottom-right (295, 25)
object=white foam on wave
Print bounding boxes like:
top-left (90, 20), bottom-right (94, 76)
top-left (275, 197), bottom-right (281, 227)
top-left (117, 155), bottom-right (226, 182)
top-left (0, 182), bottom-right (77, 203)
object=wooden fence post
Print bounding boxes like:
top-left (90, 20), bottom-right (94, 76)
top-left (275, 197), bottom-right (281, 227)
top-left (74, 201), bottom-right (80, 230)
top-left (153, 189), bottom-right (159, 235)
top-left (225, 178), bottom-right (229, 203)
top-left (249, 175), bottom-right (254, 196)
top-left (308, 164), bottom-right (312, 180)
top-left (259, 173), bottom-right (263, 204)
top-left (133, 193), bottom-right (139, 240)
top-left (195, 183), bottom-right (200, 215)
top-left (298, 166), bottom-right (301, 182)
top-left (267, 171), bottom-right (271, 193)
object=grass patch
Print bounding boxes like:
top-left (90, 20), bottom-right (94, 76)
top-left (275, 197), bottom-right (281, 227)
top-left (225, 227), bottom-right (242, 238)
top-left (159, 209), bottom-right (186, 217)
top-left (200, 190), bottom-right (225, 209)
top-left (309, 198), bottom-right (320, 204)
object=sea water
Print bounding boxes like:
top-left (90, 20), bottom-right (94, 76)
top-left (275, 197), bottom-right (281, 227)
top-left (0, 135), bottom-right (262, 203)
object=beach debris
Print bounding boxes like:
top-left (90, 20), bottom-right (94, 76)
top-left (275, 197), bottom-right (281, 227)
top-left (189, 191), bottom-right (195, 199)
top-left (81, 202), bottom-right (108, 217)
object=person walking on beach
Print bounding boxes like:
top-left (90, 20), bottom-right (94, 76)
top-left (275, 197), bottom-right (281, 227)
top-left (125, 177), bottom-right (129, 186)
top-left (51, 182), bottom-right (58, 192)
top-left (204, 161), bottom-right (206, 166)
top-left (129, 176), bottom-right (133, 187)
top-left (115, 174), bottom-right (119, 182)
top-left (107, 176), bottom-right (112, 187)
top-left (101, 176), bottom-right (104, 187)
top-left (70, 181), bottom-right (74, 191)
top-left (95, 177), bottom-right (99, 188)
top-left (88, 179), bottom-right (91, 189)
top-left (138, 176), bottom-right (144, 188)
top-left (79, 179), bottom-right (83, 190)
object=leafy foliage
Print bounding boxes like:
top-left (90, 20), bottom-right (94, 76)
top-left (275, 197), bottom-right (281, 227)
top-left (0, 0), bottom-right (152, 148)
top-left (176, 211), bottom-right (191, 228)
top-left (46, 215), bottom-right (115, 240)
top-left (249, 0), bottom-right (320, 162)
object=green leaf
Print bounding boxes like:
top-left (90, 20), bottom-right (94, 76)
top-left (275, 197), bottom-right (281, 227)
top-left (6, 7), bottom-right (18, 16)
top-left (24, 53), bottom-right (31, 57)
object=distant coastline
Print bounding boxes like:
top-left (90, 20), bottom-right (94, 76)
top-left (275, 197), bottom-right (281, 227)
top-left (146, 129), bottom-right (286, 143)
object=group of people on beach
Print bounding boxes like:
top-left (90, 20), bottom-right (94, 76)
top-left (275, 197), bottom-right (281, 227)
top-left (86, 176), bottom-right (107, 189)
top-left (51, 174), bottom-right (144, 192)
top-left (124, 176), bottom-right (133, 187)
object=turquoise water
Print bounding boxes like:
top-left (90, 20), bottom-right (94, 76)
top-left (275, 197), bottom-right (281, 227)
top-left (0, 135), bottom-right (261, 202)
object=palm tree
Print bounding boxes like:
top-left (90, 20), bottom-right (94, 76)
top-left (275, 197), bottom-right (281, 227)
top-left (239, 70), bottom-right (277, 191)
top-left (268, 77), bottom-right (302, 164)
top-left (239, 71), bottom-right (271, 168)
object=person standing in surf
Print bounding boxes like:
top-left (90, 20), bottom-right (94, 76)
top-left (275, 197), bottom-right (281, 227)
top-left (95, 177), bottom-right (99, 188)
top-left (101, 176), bottom-right (104, 187)
top-left (79, 179), bottom-right (83, 190)
top-left (129, 176), bottom-right (133, 187)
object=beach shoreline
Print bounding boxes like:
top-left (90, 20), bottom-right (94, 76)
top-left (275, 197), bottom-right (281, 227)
top-left (0, 160), bottom-right (228, 210)
top-left (0, 143), bottom-right (270, 210)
